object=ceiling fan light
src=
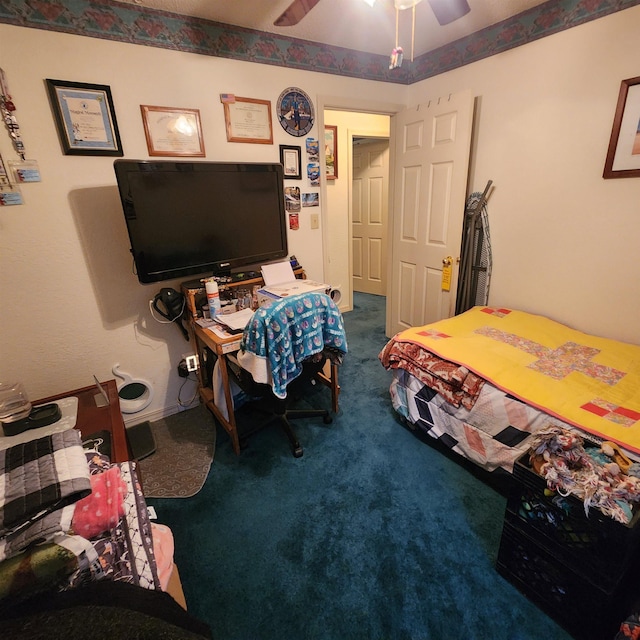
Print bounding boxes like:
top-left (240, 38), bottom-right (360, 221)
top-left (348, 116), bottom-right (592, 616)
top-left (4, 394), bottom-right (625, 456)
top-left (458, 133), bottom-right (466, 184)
top-left (394, 0), bottom-right (423, 10)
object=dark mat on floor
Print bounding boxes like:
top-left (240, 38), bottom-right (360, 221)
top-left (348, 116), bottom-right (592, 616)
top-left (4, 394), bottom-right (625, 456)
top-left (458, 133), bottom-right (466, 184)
top-left (137, 405), bottom-right (216, 498)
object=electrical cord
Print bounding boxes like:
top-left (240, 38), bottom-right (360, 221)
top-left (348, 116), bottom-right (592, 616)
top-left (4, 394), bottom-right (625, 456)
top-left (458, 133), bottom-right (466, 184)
top-left (177, 373), bottom-right (199, 408)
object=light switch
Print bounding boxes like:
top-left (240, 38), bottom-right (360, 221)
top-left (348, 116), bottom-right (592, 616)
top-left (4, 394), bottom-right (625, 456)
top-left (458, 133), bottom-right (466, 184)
top-left (310, 213), bottom-right (319, 229)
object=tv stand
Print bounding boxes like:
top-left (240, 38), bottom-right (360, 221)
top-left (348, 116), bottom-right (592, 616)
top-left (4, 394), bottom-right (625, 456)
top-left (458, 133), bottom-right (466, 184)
top-left (181, 267), bottom-right (341, 455)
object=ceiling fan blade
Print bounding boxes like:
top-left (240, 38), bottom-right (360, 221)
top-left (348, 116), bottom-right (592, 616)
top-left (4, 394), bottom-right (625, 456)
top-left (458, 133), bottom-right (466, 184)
top-left (274, 0), bottom-right (322, 27)
top-left (427, 0), bottom-right (470, 26)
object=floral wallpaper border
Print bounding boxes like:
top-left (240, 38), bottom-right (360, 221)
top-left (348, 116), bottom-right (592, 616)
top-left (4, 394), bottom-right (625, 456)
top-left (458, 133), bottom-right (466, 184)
top-left (1, 0), bottom-right (638, 84)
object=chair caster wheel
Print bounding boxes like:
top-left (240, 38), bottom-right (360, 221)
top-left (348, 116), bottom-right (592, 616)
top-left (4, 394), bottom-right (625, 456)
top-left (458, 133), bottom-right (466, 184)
top-left (293, 446), bottom-right (304, 458)
top-left (323, 415), bottom-right (333, 424)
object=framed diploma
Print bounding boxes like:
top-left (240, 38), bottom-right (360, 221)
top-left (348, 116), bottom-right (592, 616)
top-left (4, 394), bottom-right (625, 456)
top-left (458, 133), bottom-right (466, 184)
top-left (46, 79), bottom-right (123, 156)
top-left (223, 97), bottom-right (273, 144)
top-left (140, 105), bottom-right (205, 157)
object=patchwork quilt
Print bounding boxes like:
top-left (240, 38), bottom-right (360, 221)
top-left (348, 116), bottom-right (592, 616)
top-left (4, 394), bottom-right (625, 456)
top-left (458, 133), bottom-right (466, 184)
top-left (382, 307), bottom-right (640, 454)
top-left (390, 368), bottom-right (572, 473)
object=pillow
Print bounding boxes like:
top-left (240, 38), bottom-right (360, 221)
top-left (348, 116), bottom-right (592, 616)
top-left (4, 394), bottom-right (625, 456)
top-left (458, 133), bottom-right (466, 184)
top-left (72, 467), bottom-right (127, 539)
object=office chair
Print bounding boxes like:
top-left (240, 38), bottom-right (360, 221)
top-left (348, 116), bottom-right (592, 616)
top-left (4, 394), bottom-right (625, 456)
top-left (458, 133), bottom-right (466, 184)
top-left (229, 291), bottom-right (347, 457)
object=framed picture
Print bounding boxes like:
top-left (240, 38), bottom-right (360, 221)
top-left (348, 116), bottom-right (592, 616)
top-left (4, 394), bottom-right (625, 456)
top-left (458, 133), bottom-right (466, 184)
top-left (325, 125), bottom-right (338, 180)
top-left (279, 145), bottom-right (301, 179)
top-left (45, 79), bottom-right (123, 156)
top-left (603, 76), bottom-right (640, 179)
top-left (140, 105), bottom-right (205, 157)
top-left (223, 97), bottom-right (273, 144)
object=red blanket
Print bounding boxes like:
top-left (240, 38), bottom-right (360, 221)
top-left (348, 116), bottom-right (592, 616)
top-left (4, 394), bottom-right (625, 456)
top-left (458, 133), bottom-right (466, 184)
top-left (379, 339), bottom-right (484, 410)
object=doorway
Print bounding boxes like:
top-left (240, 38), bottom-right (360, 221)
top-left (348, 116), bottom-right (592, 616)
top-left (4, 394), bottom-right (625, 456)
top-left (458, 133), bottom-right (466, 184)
top-left (322, 91), bottom-right (474, 336)
top-left (352, 136), bottom-right (390, 297)
top-left (322, 106), bottom-right (393, 314)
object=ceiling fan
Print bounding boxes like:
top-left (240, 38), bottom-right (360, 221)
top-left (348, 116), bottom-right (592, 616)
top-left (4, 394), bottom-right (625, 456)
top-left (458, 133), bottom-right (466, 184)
top-left (274, 0), bottom-right (471, 28)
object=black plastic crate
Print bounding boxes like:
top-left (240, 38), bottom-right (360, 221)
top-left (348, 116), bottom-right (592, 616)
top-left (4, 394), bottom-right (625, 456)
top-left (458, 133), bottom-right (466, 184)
top-left (509, 454), bottom-right (640, 589)
top-left (496, 520), bottom-right (629, 640)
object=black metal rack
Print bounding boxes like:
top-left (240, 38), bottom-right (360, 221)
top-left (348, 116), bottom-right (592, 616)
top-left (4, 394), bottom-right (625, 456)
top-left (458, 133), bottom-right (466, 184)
top-left (456, 180), bottom-right (493, 315)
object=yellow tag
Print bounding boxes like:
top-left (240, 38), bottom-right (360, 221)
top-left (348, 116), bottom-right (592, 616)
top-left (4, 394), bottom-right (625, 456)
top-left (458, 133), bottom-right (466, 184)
top-left (441, 264), bottom-right (452, 291)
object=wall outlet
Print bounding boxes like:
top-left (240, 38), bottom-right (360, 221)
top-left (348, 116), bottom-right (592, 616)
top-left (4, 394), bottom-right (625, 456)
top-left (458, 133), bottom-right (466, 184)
top-left (310, 213), bottom-right (319, 229)
top-left (185, 354), bottom-right (199, 372)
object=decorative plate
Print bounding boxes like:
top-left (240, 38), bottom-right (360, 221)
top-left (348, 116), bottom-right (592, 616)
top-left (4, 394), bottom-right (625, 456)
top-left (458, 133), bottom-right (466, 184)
top-left (276, 87), bottom-right (314, 137)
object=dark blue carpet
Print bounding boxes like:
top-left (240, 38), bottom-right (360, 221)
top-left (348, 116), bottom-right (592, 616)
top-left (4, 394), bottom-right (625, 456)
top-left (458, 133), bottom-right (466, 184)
top-left (149, 293), bottom-right (572, 640)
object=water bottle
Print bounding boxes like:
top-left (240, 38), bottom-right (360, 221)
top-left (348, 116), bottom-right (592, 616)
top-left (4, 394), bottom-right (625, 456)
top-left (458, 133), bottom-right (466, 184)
top-left (205, 278), bottom-right (221, 317)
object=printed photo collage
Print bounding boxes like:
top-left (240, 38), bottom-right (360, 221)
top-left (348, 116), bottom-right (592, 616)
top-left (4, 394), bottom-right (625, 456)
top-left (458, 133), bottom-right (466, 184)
top-left (284, 137), bottom-right (320, 231)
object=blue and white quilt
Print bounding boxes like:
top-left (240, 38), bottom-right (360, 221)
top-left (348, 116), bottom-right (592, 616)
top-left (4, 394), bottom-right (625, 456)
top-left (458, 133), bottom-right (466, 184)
top-left (238, 292), bottom-right (347, 399)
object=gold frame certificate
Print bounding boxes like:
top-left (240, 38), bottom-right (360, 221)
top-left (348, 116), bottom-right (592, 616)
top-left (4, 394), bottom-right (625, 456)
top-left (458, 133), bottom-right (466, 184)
top-left (223, 97), bottom-right (273, 144)
top-left (140, 105), bottom-right (205, 157)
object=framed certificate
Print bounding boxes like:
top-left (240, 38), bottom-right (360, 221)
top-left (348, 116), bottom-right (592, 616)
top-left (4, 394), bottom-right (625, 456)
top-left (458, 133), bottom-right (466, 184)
top-left (140, 105), bottom-right (205, 157)
top-left (279, 145), bottom-right (301, 179)
top-left (223, 97), bottom-right (273, 144)
top-left (46, 79), bottom-right (123, 156)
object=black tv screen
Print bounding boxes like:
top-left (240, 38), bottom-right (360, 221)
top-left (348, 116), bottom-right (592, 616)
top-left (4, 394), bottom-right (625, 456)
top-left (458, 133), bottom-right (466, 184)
top-left (114, 159), bottom-right (288, 284)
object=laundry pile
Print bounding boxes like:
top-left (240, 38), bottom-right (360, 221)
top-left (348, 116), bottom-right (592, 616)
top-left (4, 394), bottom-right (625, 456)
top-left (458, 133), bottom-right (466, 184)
top-left (529, 425), bottom-right (640, 524)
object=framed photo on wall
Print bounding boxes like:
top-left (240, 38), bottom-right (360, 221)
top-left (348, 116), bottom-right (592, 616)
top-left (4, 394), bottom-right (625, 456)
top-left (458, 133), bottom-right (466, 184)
top-left (279, 145), bottom-right (301, 179)
top-left (325, 125), bottom-right (338, 180)
top-left (603, 76), bottom-right (640, 179)
top-left (45, 79), bottom-right (123, 156)
top-left (140, 105), bottom-right (205, 157)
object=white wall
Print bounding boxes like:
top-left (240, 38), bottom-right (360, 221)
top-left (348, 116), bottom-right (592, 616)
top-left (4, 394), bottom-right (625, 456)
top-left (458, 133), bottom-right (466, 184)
top-left (406, 5), bottom-right (640, 345)
top-left (0, 24), bottom-right (407, 419)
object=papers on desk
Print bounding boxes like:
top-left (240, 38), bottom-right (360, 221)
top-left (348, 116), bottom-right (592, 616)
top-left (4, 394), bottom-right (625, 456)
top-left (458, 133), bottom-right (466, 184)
top-left (196, 308), bottom-right (254, 340)
top-left (261, 260), bottom-right (296, 286)
top-left (213, 307), bottom-right (254, 332)
top-left (258, 260), bottom-right (328, 305)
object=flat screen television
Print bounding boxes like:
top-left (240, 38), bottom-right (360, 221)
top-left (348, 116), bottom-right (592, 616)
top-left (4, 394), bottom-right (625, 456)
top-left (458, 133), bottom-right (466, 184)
top-left (113, 159), bottom-right (288, 284)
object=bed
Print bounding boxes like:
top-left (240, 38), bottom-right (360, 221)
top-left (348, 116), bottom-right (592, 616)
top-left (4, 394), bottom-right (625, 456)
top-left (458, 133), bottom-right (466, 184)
top-left (0, 428), bottom-right (210, 638)
top-left (379, 306), bottom-right (640, 476)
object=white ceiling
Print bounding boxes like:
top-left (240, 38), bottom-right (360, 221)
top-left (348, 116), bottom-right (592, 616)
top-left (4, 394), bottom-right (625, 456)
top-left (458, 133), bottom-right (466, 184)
top-left (115, 0), bottom-right (550, 57)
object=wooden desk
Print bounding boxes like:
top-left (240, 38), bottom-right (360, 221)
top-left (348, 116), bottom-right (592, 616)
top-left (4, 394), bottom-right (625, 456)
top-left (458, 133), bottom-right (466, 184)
top-left (189, 321), bottom-right (341, 456)
top-left (192, 325), bottom-right (244, 455)
top-left (182, 268), bottom-right (342, 455)
top-left (35, 379), bottom-right (130, 463)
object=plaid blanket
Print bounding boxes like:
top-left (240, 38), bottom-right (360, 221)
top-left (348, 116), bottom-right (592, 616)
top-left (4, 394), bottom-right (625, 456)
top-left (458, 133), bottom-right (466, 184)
top-left (0, 430), bottom-right (90, 562)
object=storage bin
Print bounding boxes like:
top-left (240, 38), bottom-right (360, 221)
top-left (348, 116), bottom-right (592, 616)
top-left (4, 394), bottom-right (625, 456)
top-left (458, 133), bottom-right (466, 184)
top-left (496, 520), bottom-right (631, 640)
top-left (508, 454), bottom-right (640, 591)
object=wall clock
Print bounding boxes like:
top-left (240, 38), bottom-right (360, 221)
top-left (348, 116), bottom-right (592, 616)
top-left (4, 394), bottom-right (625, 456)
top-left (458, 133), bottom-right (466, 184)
top-left (276, 87), bottom-right (314, 137)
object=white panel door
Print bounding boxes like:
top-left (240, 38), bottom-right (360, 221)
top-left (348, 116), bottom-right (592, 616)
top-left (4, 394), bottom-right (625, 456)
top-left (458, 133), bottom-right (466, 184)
top-left (387, 90), bottom-right (474, 337)
top-left (352, 139), bottom-right (389, 296)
